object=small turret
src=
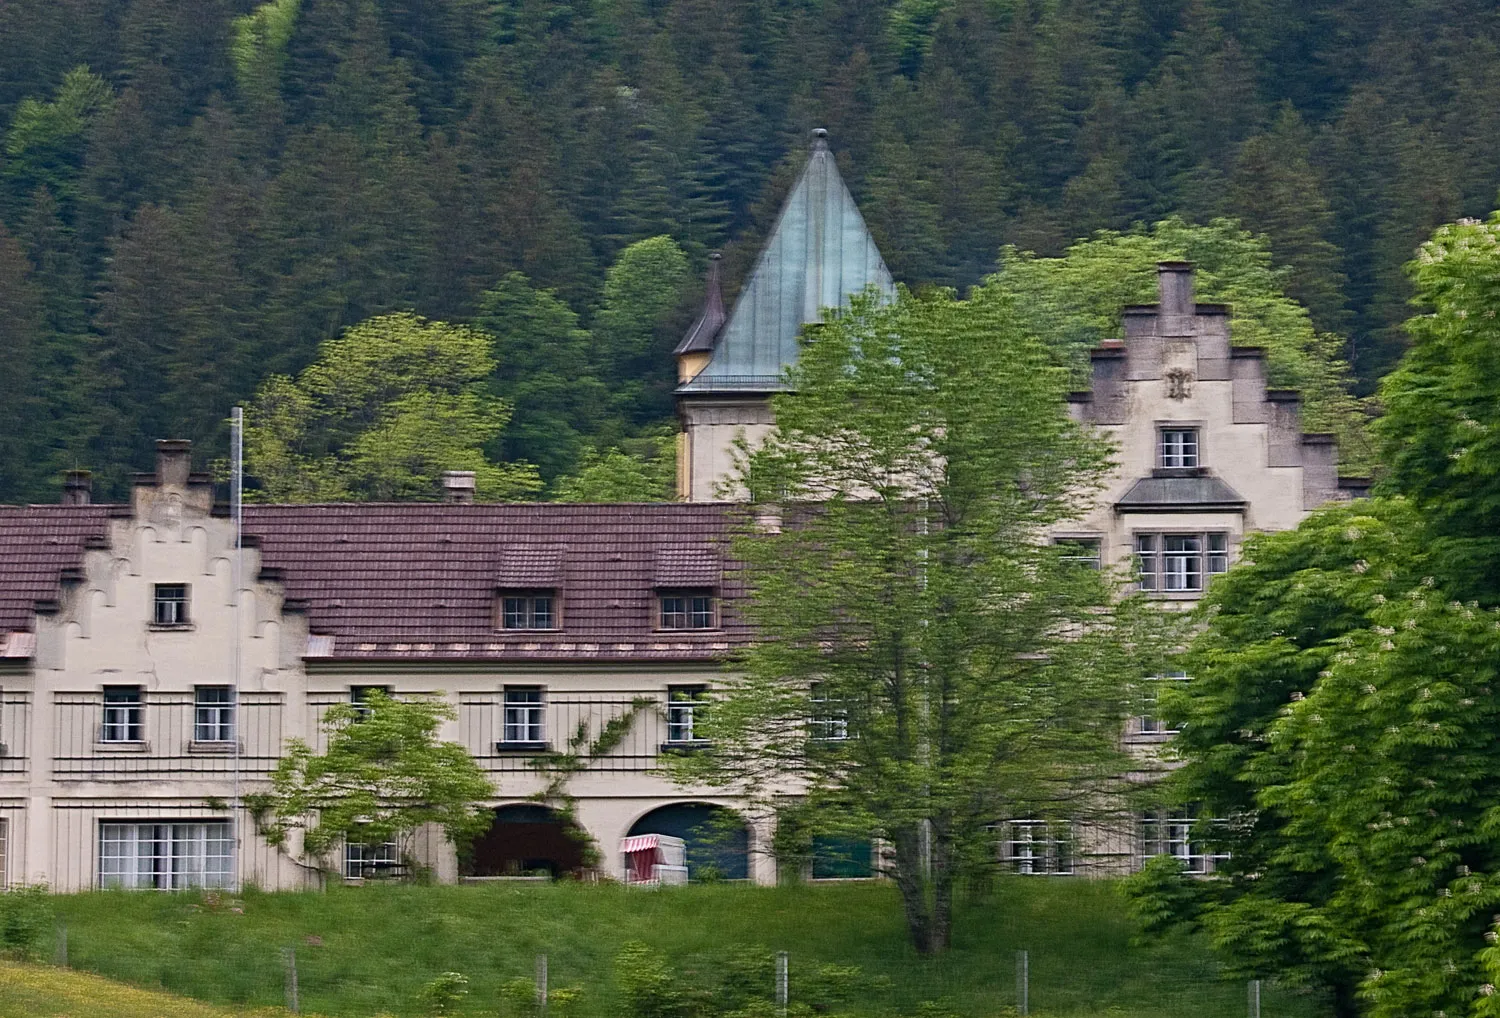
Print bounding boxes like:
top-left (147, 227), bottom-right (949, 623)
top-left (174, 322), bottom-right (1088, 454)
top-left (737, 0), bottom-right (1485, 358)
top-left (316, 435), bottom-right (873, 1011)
top-left (675, 252), bottom-right (726, 384)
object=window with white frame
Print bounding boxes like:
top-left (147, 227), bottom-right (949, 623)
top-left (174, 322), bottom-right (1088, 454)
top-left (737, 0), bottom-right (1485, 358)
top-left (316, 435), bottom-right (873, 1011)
top-left (809, 683), bottom-right (849, 742)
top-left (1138, 672), bottom-right (1190, 735)
top-left (1158, 427), bottom-right (1200, 468)
top-left (499, 590), bottom-right (557, 630)
top-left (350, 685), bottom-right (391, 718)
top-left (666, 685), bottom-right (709, 744)
top-left (101, 686), bottom-right (143, 743)
top-left (1000, 820), bottom-right (1074, 875)
top-left (1054, 537), bottom-right (1102, 570)
top-left (153, 583), bottom-right (190, 626)
top-left (502, 686), bottom-right (546, 746)
top-left (659, 590), bottom-right (716, 630)
top-left (1134, 533), bottom-right (1229, 592)
top-left (344, 837), bottom-right (399, 879)
top-left (1139, 811), bottom-right (1229, 874)
top-left (194, 686), bottom-right (234, 743)
top-left (98, 822), bottom-right (233, 889)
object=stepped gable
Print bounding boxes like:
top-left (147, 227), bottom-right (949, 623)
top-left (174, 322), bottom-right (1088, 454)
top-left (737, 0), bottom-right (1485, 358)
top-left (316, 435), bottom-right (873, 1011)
top-left (678, 128), bottom-right (894, 394)
top-left (0, 505), bottom-right (112, 641)
top-left (246, 502), bottom-right (749, 662)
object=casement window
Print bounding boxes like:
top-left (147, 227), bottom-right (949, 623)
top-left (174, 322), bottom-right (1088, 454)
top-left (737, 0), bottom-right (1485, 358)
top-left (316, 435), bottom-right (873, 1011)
top-left (101, 686), bottom-right (144, 743)
top-left (1138, 672), bottom-right (1190, 736)
top-left (811, 836), bottom-right (874, 879)
top-left (153, 583), bottom-right (190, 626)
top-left (1134, 533), bottom-right (1229, 592)
top-left (344, 837), bottom-right (399, 879)
top-left (499, 590), bottom-right (557, 630)
top-left (194, 686), bottom-right (235, 743)
top-left (666, 685), bottom-right (709, 744)
top-left (1139, 811), bottom-right (1229, 875)
top-left (501, 686), bottom-right (546, 747)
top-left (349, 685), bottom-right (392, 718)
top-left (1055, 537), bottom-right (1102, 570)
top-left (1001, 820), bottom-right (1075, 876)
top-left (98, 822), bottom-right (233, 890)
top-left (659, 590), bottom-right (716, 630)
top-left (1158, 427), bottom-right (1200, 468)
top-left (809, 683), bottom-right (849, 742)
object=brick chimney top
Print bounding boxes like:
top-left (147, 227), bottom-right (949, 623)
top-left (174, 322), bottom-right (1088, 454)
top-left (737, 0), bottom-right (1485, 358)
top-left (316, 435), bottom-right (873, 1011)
top-left (155, 439), bottom-right (193, 487)
top-left (62, 470), bottom-right (92, 506)
top-left (441, 471), bottom-right (476, 504)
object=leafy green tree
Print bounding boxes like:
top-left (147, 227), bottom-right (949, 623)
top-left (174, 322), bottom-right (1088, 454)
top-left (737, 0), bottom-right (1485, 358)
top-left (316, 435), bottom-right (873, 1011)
top-left (676, 289), bottom-right (1176, 953)
top-left (1376, 213), bottom-right (1500, 605)
top-left (246, 312), bottom-right (540, 501)
top-left (1, 65), bottom-right (112, 220)
top-left (592, 235), bottom-right (691, 424)
top-left (551, 431), bottom-right (675, 503)
top-left (247, 690), bottom-right (494, 879)
top-left (990, 217), bottom-right (1374, 473)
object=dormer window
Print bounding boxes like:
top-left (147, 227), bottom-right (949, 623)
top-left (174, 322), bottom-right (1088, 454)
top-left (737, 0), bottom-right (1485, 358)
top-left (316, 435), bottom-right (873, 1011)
top-left (1159, 428), bottom-right (1200, 468)
top-left (499, 591), bottom-right (557, 630)
top-left (153, 584), bottom-right (189, 626)
top-left (659, 589), bottom-right (716, 630)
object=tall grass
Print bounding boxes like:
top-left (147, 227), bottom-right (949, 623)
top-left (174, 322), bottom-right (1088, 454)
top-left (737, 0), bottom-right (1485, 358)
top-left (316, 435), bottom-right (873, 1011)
top-left (49, 881), bottom-right (1322, 1017)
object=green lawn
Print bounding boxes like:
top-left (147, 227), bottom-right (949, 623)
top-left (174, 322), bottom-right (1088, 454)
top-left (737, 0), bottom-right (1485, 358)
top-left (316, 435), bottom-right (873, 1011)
top-left (0, 960), bottom-right (306, 1018)
top-left (47, 880), bottom-right (1321, 1018)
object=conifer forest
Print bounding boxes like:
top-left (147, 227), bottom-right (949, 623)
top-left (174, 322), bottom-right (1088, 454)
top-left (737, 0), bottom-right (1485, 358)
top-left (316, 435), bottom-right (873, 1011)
top-left (1, 0), bottom-right (1495, 501)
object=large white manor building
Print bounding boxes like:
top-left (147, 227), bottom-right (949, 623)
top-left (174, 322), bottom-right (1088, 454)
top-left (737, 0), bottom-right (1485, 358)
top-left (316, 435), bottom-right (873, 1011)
top-left (0, 132), bottom-right (1365, 891)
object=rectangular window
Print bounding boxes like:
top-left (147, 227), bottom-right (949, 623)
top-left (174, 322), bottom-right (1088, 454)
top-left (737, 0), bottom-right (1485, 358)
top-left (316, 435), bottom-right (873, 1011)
top-left (350, 685), bottom-right (392, 718)
top-left (659, 590), bottom-right (716, 630)
top-left (1135, 533), bottom-right (1229, 593)
top-left (502, 686), bottom-right (545, 745)
top-left (1159, 428), bottom-right (1200, 468)
top-left (666, 686), bottom-right (708, 744)
top-left (101, 686), bottom-right (143, 743)
top-left (500, 591), bottom-right (557, 630)
top-left (1055, 537), bottom-right (1102, 570)
top-left (1002, 820), bottom-right (1074, 876)
top-left (1138, 672), bottom-right (1190, 736)
top-left (194, 686), bottom-right (234, 743)
top-left (153, 584), bottom-right (189, 626)
top-left (809, 683), bottom-right (849, 742)
top-left (344, 838), bottom-right (399, 880)
top-left (98, 822), bottom-right (233, 890)
top-left (1139, 812), bottom-right (1228, 875)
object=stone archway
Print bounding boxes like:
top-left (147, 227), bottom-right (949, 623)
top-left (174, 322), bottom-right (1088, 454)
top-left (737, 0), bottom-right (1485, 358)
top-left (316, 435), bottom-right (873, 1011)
top-left (627, 803), bottom-right (749, 880)
top-left (462, 804), bottom-right (589, 879)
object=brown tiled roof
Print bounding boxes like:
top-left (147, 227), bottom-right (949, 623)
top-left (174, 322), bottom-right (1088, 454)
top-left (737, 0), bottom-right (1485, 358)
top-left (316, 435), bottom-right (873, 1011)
top-left (245, 503), bottom-right (750, 663)
top-left (0, 505), bottom-right (112, 636)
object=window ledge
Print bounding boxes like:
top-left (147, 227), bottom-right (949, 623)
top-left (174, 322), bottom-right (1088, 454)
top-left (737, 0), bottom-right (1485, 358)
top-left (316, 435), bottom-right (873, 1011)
top-left (1124, 732), bottom-right (1178, 745)
top-left (655, 628), bottom-right (722, 634)
top-left (1143, 591), bottom-right (1204, 602)
top-left (188, 740), bottom-right (239, 754)
top-left (659, 741), bottom-right (711, 754)
top-left (95, 741), bottom-right (149, 753)
top-left (147, 623), bottom-right (195, 632)
top-left (496, 628), bottom-right (561, 634)
top-left (494, 741), bottom-right (551, 754)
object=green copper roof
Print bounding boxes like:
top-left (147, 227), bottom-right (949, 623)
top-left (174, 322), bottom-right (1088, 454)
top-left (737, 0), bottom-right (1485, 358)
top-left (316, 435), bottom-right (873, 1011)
top-left (679, 130), bottom-right (894, 394)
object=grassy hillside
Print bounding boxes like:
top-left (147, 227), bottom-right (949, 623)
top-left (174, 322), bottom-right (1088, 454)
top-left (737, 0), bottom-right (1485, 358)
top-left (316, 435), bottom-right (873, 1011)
top-left (0, 961), bottom-right (303, 1018)
top-left (47, 880), bottom-right (1323, 1018)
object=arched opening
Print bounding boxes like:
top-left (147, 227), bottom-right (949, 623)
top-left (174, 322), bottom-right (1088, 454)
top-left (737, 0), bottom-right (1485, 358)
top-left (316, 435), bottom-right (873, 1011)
top-left (627, 803), bottom-right (749, 880)
top-left (461, 804), bottom-right (589, 879)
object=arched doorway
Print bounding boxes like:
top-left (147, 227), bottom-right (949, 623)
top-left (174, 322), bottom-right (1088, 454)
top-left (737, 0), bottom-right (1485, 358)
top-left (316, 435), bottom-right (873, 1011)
top-left (627, 803), bottom-right (749, 880)
top-left (462, 804), bottom-right (589, 878)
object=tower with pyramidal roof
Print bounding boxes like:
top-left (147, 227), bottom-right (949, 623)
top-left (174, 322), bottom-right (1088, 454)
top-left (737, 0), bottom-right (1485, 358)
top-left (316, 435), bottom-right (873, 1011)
top-left (674, 129), bottom-right (894, 501)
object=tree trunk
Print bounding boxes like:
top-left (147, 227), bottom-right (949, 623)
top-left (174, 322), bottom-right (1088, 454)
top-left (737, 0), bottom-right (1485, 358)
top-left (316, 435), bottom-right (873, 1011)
top-left (890, 823), bottom-right (955, 954)
top-left (1330, 979), bottom-right (1360, 1018)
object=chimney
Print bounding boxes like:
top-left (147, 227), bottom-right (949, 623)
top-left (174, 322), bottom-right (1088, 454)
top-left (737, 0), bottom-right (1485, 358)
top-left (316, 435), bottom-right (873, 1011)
top-left (441, 471), bottom-right (476, 504)
top-left (61, 470), bottom-right (92, 506)
top-left (156, 439), bottom-right (193, 487)
top-left (1157, 261), bottom-right (1195, 333)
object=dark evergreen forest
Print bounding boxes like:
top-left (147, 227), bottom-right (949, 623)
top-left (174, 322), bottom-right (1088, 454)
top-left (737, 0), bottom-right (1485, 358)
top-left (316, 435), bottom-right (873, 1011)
top-left (0, 0), bottom-right (1494, 501)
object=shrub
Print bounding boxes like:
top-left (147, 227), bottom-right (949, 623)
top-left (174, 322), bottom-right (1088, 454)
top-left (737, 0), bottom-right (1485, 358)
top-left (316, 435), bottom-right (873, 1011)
top-left (0, 884), bottom-right (54, 959)
top-left (615, 941), bottom-right (686, 1018)
top-left (418, 971), bottom-right (469, 1015)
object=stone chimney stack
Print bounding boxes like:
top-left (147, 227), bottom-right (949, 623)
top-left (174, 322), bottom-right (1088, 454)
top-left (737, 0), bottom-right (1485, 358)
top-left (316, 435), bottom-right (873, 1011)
top-left (1157, 261), bottom-right (1195, 336)
top-left (61, 470), bottom-right (92, 506)
top-left (156, 439), bottom-right (193, 487)
top-left (441, 471), bottom-right (476, 504)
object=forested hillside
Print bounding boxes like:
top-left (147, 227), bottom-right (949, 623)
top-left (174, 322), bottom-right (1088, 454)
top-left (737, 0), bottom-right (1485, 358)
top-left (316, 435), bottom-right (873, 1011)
top-left (0, 0), bottom-right (1494, 501)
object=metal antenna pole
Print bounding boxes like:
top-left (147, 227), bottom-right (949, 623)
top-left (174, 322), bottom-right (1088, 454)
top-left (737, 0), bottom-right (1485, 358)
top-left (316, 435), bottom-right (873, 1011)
top-left (231, 406), bottom-right (244, 891)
